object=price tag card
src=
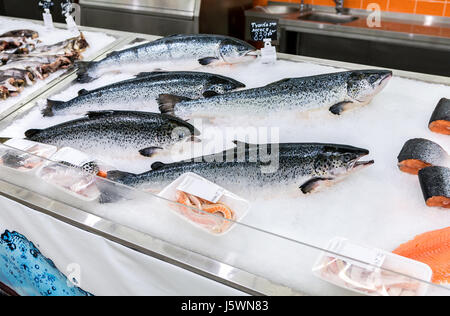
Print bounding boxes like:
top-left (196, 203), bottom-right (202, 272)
top-left (250, 21), bottom-right (278, 42)
top-left (331, 239), bottom-right (386, 271)
top-left (177, 176), bottom-right (225, 203)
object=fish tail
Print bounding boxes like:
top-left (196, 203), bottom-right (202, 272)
top-left (106, 170), bottom-right (135, 183)
top-left (75, 61), bottom-right (97, 83)
top-left (157, 94), bottom-right (191, 115)
top-left (97, 170), bottom-right (137, 204)
top-left (42, 99), bottom-right (64, 117)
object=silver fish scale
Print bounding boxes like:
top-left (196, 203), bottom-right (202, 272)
top-left (26, 112), bottom-right (193, 157)
top-left (93, 35), bottom-right (226, 75)
top-left (50, 72), bottom-right (235, 115)
top-left (116, 143), bottom-right (356, 190)
top-left (173, 72), bottom-right (351, 118)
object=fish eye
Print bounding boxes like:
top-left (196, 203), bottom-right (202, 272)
top-left (368, 75), bottom-right (378, 84)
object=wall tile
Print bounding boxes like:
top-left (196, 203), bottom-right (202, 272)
top-left (254, 0), bottom-right (450, 16)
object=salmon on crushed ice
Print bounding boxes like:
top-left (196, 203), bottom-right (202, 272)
top-left (393, 227), bottom-right (450, 284)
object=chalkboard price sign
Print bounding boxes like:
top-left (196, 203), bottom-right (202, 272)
top-left (250, 21), bottom-right (278, 42)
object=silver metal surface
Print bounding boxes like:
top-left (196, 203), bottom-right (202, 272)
top-left (298, 11), bottom-right (358, 24)
top-left (254, 5), bottom-right (299, 15)
top-left (246, 4), bottom-right (450, 49)
top-left (79, 0), bottom-right (199, 18)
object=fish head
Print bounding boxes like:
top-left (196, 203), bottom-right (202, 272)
top-left (346, 70), bottom-right (392, 105)
top-left (219, 38), bottom-right (258, 64)
top-left (204, 75), bottom-right (246, 95)
top-left (316, 145), bottom-right (374, 177)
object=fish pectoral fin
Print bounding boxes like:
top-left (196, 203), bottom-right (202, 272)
top-left (202, 90), bottom-right (219, 98)
top-left (139, 146), bottom-right (164, 158)
top-left (329, 101), bottom-right (353, 115)
top-left (198, 57), bottom-right (220, 66)
top-left (157, 94), bottom-right (191, 115)
top-left (77, 88), bottom-right (89, 96)
top-left (151, 161), bottom-right (166, 170)
top-left (300, 177), bottom-right (334, 194)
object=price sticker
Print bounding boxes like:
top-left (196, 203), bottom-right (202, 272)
top-left (177, 176), bottom-right (225, 203)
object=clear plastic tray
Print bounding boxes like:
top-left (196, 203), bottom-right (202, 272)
top-left (0, 139), bottom-right (57, 172)
top-left (312, 237), bottom-right (433, 296)
top-left (158, 172), bottom-right (250, 236)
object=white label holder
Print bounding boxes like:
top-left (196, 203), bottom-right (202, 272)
top-left (260, 38), bottom-right (277, 64)
top-left (43, 10), bottom-right (54, 30)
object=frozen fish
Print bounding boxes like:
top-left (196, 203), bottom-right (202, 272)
top-left (107, 141), bottom-right (374, 194)
top-left (418, 166), bottom-right (450, 209)
top-left (397, 138), bottom-right (449, 175)
top-left (429, 98), bottom-right (450, 135)
top-left (42, 71), bottom-right (245, 117)
top-left (24, 110), bottom-right (199, 159)
top-left (158, 70), bottom-right (393, 119)
top-left (76, 34), bottom-right (257, 83)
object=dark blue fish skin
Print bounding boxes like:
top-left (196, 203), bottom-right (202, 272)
top-left (77, 34), bottom-right (257, 82)
top-left (0, 230), bottom-right (93, 296)
top-left (107, 142), bottom-right (373, 194)
top-left (43, 71), bottom-right (245, 117)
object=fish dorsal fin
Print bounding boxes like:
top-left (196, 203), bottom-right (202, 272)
top-left (135, 71), bottom-right (166, 78)
top-left (265, 78), bottom-right (293, 87)
top-left (86, 111), bottom-right (115, 119)
top-left (233, 140), bottom-right (256, 147)
top-left (78, 88), bottom-right (89, 96)
top-left (151, 161), bottom-right (166, 170)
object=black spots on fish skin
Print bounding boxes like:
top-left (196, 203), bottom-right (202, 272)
top-left (300, 177), bottom-right (334, 194)
top-left (198, 57), bottom-right (219, 66)
top-left (139, 146), bottom-right (163, 158)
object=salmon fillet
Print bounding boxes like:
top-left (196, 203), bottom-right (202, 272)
top-left (393, 227), bottom-right (450, 284)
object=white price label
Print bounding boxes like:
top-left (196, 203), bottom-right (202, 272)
top-left (177, 176), bottom-right (225, 203)
top-left (50, 147), bottom-right (93, 168)
top-left (333, 241), bottom-right (386, 270)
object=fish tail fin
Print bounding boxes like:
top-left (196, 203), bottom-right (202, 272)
top-left (98, 170), bottom-right (136, 203)
top-left (42, 99), bottom-right (64, 117)
top-left (24, 129), bottom-right (42, 139)
top-left (75, 61), bottom-right (96, 83)
top-left (157, 94), bottom-right (191, 115)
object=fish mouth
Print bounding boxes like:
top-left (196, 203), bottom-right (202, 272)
top-left (353, 159), bottom-right (375, 168)
top-left (244, 51), bottom-right (259, 58)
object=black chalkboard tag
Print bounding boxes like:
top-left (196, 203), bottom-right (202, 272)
top-left (250, 21), bottom-right (278, 42)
